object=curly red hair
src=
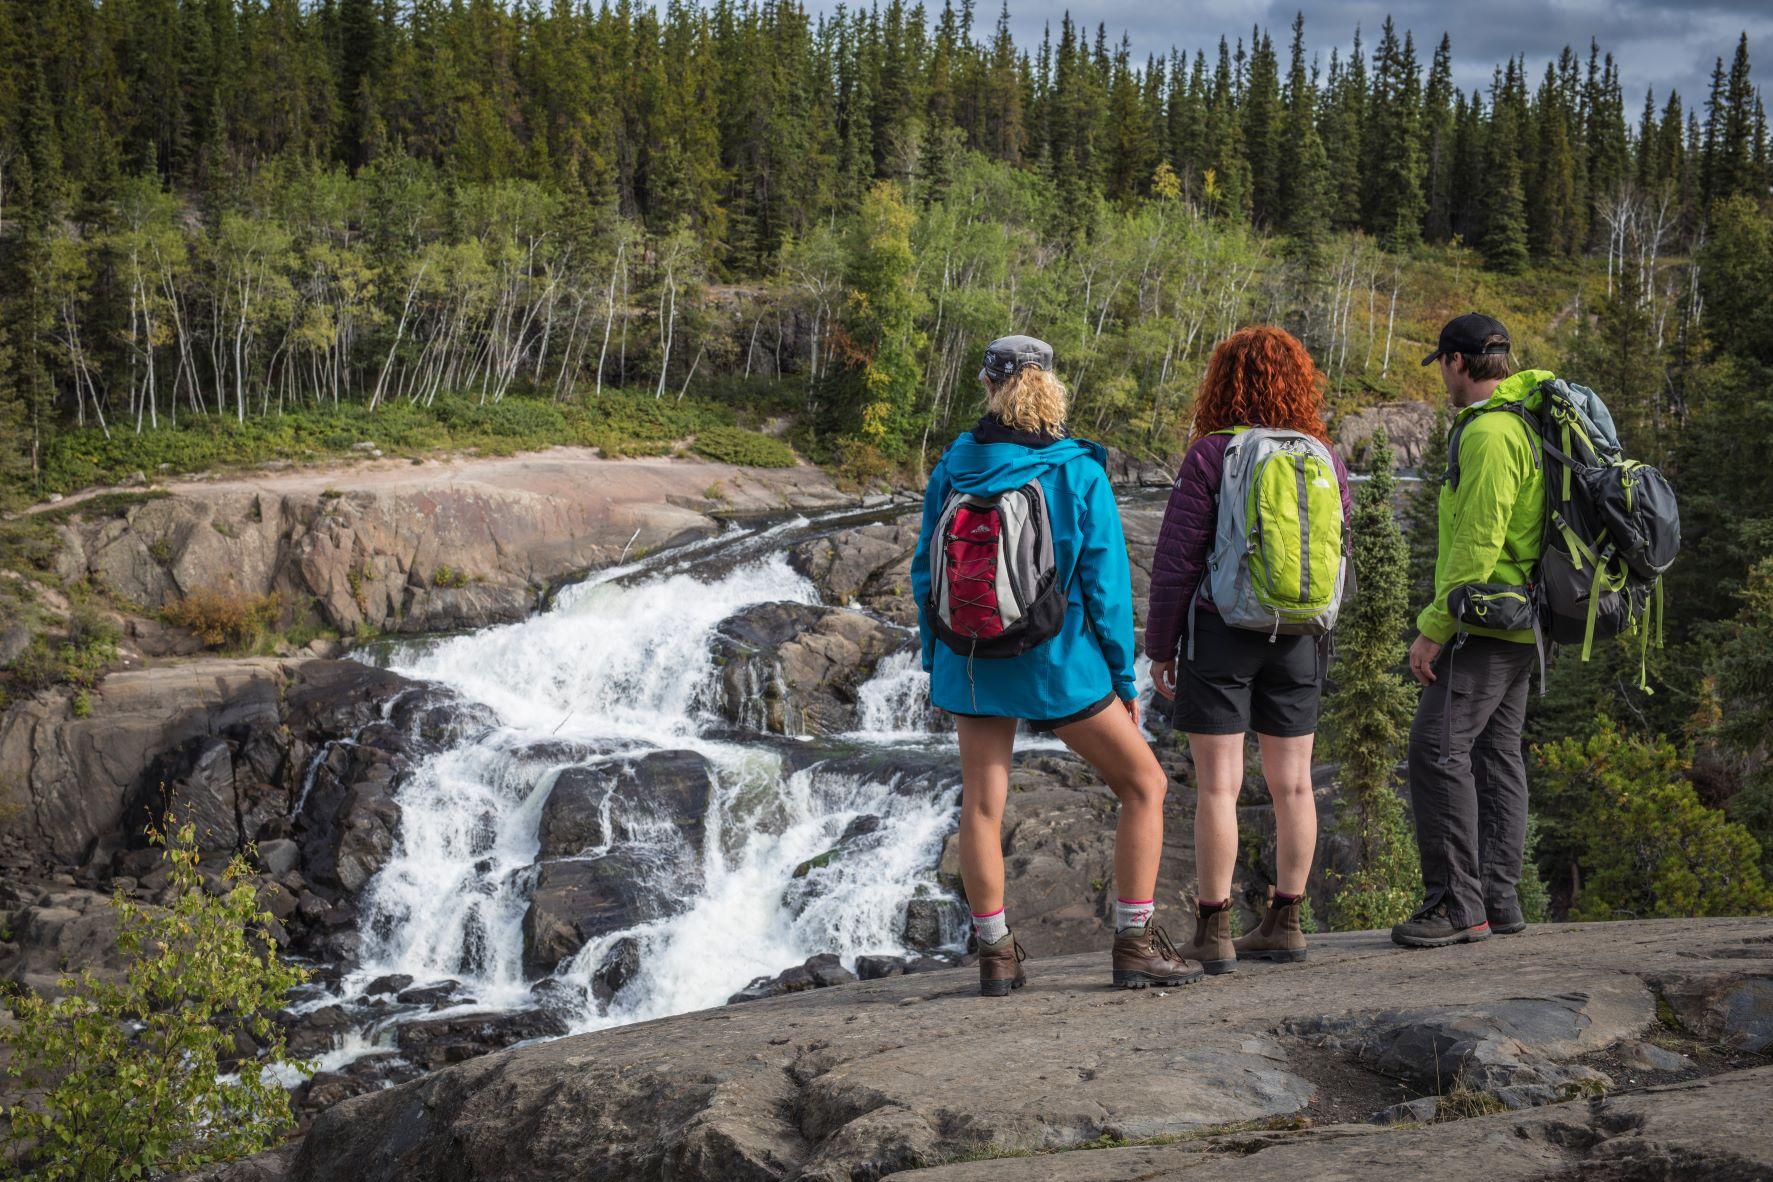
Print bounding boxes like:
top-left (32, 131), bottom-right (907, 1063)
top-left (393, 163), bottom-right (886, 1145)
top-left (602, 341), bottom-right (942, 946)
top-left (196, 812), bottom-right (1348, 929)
top-left (1191, 325), bottom-right (1329, 442)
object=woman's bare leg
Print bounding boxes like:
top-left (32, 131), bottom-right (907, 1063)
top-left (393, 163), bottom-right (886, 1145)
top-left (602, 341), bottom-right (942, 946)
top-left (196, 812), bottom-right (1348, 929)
top-left (1052, 703), bottom-right (1168, 903)
top-left (1188, 732), bottom-right (1246, 903)
top-left (954, 715), bottom-right (1020, 917)
top-left (1256, 732), bottom-right (1317, 896)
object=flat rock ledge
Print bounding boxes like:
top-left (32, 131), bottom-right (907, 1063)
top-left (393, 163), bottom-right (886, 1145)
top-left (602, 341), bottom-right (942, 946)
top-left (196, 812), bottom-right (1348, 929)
top-left (191, 917), bottom-right (1772, 1182)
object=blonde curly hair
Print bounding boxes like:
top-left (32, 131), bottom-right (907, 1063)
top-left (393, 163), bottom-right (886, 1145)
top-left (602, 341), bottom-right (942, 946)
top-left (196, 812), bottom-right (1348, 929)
top-left (985, 366), bottom-right (1068, 437)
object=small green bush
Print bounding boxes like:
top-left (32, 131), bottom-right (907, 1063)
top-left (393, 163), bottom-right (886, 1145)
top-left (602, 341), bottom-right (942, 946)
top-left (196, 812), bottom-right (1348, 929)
top-left (691, 425), bottom-right (796, 468)
top-left (1, 823), bottom-right (308, 1178)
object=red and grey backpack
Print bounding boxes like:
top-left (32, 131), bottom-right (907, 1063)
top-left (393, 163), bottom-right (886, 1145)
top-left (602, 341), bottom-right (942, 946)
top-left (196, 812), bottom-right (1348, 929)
top-left (927, 481), bottom-right (1066, 657)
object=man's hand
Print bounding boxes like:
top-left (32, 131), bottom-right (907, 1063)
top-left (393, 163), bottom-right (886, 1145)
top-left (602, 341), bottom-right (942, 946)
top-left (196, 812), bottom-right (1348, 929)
top-left (1150, 659), bottom-right (1177, 700)
top-left (1408, 633), bottom-right (1443, 685)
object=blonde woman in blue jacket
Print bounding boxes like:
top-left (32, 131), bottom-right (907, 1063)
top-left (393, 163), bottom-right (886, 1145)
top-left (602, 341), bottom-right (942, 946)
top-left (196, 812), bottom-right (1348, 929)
top-left (912, 336), bottom-right (1199, 997)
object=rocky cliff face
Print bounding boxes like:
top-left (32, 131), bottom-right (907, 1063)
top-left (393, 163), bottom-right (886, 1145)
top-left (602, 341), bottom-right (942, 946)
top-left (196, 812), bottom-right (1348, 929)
top-left (42, 450), bottom-right (851, 640)
top-left (187, 918), bottom-right (1773, 1182)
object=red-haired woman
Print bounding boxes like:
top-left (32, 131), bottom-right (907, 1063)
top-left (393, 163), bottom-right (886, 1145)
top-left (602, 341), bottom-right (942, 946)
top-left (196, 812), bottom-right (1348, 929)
top-left (1146, 325), bottom-right (1352, 974)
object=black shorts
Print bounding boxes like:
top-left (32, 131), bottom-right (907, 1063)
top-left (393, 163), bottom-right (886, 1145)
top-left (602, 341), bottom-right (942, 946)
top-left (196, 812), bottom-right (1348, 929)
top-left (1169, 610), bottom-right (1324, 738)
top-left (950, 692), bottom-right (1119, 733)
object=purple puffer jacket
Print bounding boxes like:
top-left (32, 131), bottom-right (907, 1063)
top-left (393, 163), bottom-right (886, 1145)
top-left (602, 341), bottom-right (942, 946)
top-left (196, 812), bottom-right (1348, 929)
top-left (1144, 432), bottom-right (1354, 662)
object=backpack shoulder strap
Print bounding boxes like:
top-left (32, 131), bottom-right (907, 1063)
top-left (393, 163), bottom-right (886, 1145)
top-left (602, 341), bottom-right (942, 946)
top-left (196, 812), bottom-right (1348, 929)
top-left (1445, 395), bottom-right (1543, 490)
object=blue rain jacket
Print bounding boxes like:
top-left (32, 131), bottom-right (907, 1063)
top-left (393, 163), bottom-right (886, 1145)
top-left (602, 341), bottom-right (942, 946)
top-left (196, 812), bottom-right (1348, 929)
top-left (911, 431), bottom-right (1137, 719)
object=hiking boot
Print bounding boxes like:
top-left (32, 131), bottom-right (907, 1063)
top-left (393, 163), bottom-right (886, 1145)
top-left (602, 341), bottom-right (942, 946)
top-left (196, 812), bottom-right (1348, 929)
top-left (1234, 897), bottom-right (1308, 964)
top-left (1390, 904), bottom-right (1491, 948)
top-left (1178, 906), bottom-right (1237, 974)
top-left (1489, 916), bottom-right (1528, 935)
top-left (1111, 924), bottom-right (1203, 989)
top-left (977, 933), bottom-right (1027, 997)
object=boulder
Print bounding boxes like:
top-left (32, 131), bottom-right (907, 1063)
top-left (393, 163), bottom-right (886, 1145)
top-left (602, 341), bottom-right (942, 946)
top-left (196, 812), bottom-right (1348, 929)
top-left (712, 602), bottom-right (913, 736)
top-left (520, 855), bottom-right (662, 977)
top-left (0, 658), bottom-right (290, 872)
top-left (590, 936), bottom-right (642, 1005)
top-left (536, 750), bottom-right (716, 859)
top-left (392, 1007), bottom-right (570, 1071)
top-left (727, 952), bottom-right (857, 1003)
top-left (789, 519), bottom-right (920, 625)
top-left (0, 888), bottom-right (128, 996)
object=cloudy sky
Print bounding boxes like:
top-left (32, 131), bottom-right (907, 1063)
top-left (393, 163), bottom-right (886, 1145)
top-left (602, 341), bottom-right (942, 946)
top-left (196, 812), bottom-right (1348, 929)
top-left (808, 1), bottom-right (1768, 111)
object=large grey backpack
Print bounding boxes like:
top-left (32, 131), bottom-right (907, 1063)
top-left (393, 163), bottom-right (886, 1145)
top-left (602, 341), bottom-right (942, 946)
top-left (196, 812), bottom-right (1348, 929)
top-left (1192, 427), bottom-right (1348, 657)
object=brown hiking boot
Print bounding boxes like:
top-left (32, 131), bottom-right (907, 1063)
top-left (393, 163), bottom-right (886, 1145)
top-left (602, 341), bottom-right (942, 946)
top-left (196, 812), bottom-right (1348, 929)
top-left (1234, 896), bottom-right (1308, 964)
top-left (1111, 924), bottom-right (1203, 989)
top-left (977, 933), bottom-right (1027, 997)
top-left (1178, 906), bottom-right (1237, 975)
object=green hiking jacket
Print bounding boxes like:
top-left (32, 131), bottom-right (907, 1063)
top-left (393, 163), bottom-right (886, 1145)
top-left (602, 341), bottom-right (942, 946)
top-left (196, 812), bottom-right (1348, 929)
top-left (1416, 368), bottom-right (1550, 645)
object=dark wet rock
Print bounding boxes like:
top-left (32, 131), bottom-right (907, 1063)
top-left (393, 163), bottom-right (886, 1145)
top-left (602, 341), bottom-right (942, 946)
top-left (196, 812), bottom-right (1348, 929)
top-left (1653, 966), bottom-right (1773, 1052)
top-left (393, 1007), bottom-right (570, 1071)
top-left (363, 973), bottom-right (413, 997)
top-left (712, 602), bottom-right (912, 735)
top-left (855, 954), bottom-right (908, 980)
top-left (536, 750), bottom-right (716, 859)
top-left (520, 855), bottom-right (664, 977)
top-left (900, 892), bottom-right (965, 951)
top-left (727, 952), bottom-right (855, 1004)
top-left (590, 937), bottom-right (642, 1005)
top-left (292, 1052), bottom-right (425, 1119)
top-left (396, 980), bottom-right (462, 1006)
top-left (788, 519), bottom-right (920, 626)
top-left (1284, 983), bottom-right (1647, 1102)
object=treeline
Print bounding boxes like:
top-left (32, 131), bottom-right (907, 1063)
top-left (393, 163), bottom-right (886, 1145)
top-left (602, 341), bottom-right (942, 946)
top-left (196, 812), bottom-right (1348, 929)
top-left (0, 2), bottom-right (1767, 495)
top-left (1, 2), bottom-right (1768, 258)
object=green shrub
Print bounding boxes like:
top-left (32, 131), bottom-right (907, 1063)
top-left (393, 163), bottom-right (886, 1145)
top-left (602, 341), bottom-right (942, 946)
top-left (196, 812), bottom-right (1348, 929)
top-left (1, 823), bottom-right (308, 1179)
top-left (690, 425), bottom-right (797, 468)
top-left (1535, 720), bottom-right (1773, 920)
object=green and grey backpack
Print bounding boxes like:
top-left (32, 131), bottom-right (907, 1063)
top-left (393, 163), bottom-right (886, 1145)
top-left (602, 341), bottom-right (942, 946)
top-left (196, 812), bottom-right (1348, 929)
top-left (1193, 427), bottom-right (1348, 657)
top-left (1447, 377), bottom-right (1680, 691)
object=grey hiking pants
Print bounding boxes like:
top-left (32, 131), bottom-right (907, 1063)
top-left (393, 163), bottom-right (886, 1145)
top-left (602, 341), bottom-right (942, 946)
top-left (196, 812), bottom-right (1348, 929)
top-left (1405, 635), bottom-right (1537, 930)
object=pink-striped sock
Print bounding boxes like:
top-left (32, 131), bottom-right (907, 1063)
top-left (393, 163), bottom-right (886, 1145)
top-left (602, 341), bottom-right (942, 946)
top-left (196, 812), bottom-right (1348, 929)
top-left (971, 907), bottom-right (1009, 944)
top-left (1115, 898), bottom-right (1155, 933)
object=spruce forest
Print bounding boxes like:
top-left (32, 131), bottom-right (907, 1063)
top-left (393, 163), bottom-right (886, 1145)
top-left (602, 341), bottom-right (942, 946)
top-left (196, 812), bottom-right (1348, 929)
top-left (1, 0), bottom-right (1772, 919)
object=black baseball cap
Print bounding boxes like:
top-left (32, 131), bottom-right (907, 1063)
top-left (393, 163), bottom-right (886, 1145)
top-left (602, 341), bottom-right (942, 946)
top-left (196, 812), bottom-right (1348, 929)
top-left (1421, 313), bottom-right (1512, 366)
top-left (979, 335), bottom-right (1054, 382)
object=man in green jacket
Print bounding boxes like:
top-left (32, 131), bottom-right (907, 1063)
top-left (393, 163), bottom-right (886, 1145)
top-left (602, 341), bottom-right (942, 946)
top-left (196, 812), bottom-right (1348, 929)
top-left (1393, 313), bottom-right (1546, 949)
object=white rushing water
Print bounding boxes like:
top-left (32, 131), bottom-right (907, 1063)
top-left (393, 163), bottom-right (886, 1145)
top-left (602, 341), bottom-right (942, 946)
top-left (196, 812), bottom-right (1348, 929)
top-left (334, 517), bottom-right (963, 1043)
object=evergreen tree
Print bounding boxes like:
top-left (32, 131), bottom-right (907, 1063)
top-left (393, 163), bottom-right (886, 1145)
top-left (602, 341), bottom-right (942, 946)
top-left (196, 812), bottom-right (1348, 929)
top-left (1322, 429), bottom-right (1421, 930)
top-left (1277, 13), bottom-right (1330, 254)
top-left (1241, 27), bottom-right (1281, 226)
top-left (1420, 33), bottom-right (1456, 243)
top-left (836, 180), bottom-right (925, 460)
top-left (1363, 19), bottom-right (1424, 248)
top-left (1480, 60), bottom-right (1531, 272)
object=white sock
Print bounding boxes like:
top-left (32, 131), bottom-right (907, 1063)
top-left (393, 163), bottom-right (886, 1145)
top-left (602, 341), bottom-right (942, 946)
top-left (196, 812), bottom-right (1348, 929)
top-left (972, 907), bottom-right (1009, 945)
top-left (1115, 898), bottom-right (1155, 933)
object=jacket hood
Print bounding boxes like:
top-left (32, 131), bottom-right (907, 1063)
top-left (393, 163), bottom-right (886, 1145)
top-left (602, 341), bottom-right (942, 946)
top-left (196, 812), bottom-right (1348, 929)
top-left (941, 432), bottom-right (1106, 495)
top-left (1462, 368), bottom-right (1554, 418)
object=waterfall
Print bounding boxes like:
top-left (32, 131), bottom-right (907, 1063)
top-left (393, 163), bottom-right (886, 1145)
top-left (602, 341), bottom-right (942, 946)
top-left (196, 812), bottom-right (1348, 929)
top-left (333, 520), bottom-right (964, 1049)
